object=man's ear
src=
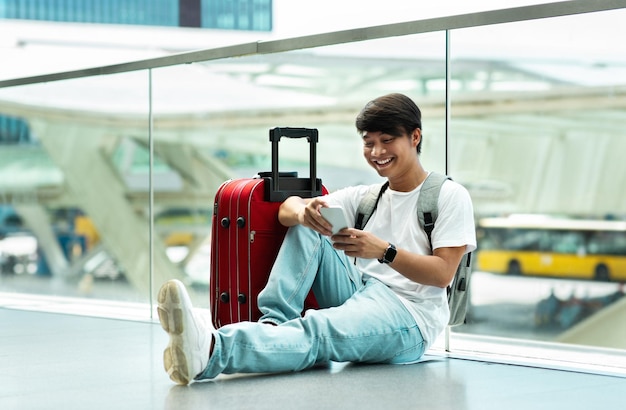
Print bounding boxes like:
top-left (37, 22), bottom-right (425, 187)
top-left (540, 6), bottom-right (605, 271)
top-left (411, 129), bottom-right (421, 146)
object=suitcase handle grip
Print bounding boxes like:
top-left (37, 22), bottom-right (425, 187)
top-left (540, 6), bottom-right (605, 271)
top-left (268, 127), bottom-right (319, 199)
top-left (269, 127), bottom-right (318, 143)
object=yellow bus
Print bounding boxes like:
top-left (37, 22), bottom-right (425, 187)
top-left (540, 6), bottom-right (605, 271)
top-left (476, 215), bottom-right (626, 282)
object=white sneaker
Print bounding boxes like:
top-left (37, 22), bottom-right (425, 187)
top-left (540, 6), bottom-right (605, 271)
top-left (157, 279), bottom-right (214, 385)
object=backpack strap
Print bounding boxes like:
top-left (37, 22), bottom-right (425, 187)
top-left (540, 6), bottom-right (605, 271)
top-left (417, 172), bottom-right (450, 249)
top-left (355, 181), bottom-right (389, 230)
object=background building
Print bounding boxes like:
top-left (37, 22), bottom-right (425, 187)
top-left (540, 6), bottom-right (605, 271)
top-left (0, 0), bottom-right (272, 30)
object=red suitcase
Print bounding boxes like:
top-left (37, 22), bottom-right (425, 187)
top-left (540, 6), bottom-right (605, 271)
top-left (210, 128), bottom-right (327, 327)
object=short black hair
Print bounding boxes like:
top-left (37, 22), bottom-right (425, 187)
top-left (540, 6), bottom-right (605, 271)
top-left (355, 93), bottom-right (422, 154)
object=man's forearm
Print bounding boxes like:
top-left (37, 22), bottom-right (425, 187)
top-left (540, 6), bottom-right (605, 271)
top-left (278, 196), bottom-right (307, 227)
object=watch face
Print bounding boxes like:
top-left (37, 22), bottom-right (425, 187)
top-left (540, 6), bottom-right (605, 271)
top-left (385, 245), bottom-right (397, 263)
top-left (378, 244), bottom-right (397, 264)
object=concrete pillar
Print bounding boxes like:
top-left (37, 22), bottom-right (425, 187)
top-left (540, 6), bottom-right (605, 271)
top-left (13, 203), bottom-right (69, 277)
top-left (32, 120), bottom-right (185, 299)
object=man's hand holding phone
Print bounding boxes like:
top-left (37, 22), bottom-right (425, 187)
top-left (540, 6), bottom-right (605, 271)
top-left (320, 206), bottom-right (350, 235)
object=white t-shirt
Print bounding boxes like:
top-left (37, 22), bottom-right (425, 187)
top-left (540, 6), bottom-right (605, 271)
top-left (324, 173), bottom-right (476, 348)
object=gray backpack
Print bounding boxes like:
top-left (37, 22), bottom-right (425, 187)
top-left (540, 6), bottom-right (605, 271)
top-left (354, 172), bottom-right (472, 326)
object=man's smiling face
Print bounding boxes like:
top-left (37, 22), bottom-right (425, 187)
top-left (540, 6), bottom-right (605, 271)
top-left (362, 130), bottom-right (421, 178)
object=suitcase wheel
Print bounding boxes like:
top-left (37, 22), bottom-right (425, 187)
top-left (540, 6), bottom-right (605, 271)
top-left (236, 217), bottom-right (246, 228)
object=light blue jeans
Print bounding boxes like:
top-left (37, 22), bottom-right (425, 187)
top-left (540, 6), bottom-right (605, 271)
top-left (198, 225), bottom-right (425, 379)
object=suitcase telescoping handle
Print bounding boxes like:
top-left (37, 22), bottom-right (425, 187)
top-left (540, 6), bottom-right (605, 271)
top-left (266, 127), bottom-right (323, 202)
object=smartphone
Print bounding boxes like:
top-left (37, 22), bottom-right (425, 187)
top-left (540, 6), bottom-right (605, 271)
top-left (320, 206), bottom-right (350, 235)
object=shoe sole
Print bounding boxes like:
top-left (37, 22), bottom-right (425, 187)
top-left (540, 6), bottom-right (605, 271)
top-left (157, 280), bottom-right (193, 385)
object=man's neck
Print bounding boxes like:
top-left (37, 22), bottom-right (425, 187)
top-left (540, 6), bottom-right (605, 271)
top-left (388, 165), bottom-right (428, 192)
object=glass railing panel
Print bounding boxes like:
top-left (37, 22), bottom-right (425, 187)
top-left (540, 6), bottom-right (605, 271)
top-left (448, 9), bottom-right (626, 355)
top-left (0, 71), bottom-right (153, 318)
top-left (148, 31), bottom-right (448, 309)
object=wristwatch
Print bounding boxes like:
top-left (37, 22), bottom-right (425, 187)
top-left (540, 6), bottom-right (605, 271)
top-left (378, 243), bottom-right (397, 264)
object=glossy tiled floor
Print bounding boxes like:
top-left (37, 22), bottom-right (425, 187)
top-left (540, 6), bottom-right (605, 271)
top-left (2, 308), bottom-right (625, 410)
